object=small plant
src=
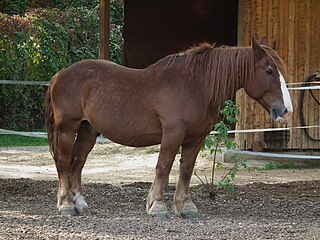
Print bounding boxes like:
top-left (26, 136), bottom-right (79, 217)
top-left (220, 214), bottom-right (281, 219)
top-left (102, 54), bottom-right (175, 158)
top-left (196, 100), bottom-right (249, 197)
top-left (217, 154), bottom-right (249, 195)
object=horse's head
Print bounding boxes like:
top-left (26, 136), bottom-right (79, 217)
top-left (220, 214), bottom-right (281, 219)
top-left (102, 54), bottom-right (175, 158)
top-left (244, 37), bottom-right (293, 123)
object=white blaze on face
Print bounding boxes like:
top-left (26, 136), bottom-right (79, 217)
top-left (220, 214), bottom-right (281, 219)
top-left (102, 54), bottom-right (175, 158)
top-left (279, 70), bottom-right (293, 113)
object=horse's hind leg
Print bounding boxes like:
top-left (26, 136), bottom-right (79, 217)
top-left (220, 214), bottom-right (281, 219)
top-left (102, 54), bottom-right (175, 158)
top-left (173, 137), bottom-right (206, 219)
top-left (55, 123), bottom-right (79, 216)
top-left (70, 121), bottom-right (98, 215)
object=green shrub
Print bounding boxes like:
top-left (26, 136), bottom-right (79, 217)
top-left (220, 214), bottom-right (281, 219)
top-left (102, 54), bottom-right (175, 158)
top-left (0, 1), bottom-right (124, 131)
top-left (0, 0), bottom-right (28, 15)
top-left (27, 0), bottom-right (99, 10)
top-left (0, 11), bottom-right (70, 131)
top-left (60, 7), bottom-right (99, 63)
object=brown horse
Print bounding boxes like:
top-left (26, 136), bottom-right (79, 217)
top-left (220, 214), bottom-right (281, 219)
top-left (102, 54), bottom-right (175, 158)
top-left (45, 38), bottom-right (292, 219)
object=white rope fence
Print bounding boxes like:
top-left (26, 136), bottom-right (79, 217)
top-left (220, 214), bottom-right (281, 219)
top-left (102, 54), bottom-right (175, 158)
top-left (209, 125), bottom-right (320, 135)
top-left (1, 125), bottom-right (319, 141)
top-left (2, 79), bottom-right (320, 90)
top-left (0, 80), bottom-right (50, 86)
top-left (0, 129), bottom-right (111, 143)
top-left (0, 129), bottom-right (47, 138)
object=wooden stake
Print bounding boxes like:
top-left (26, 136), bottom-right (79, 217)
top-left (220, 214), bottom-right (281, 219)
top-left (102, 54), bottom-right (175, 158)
top-left (99, 0), bottom-right (110, 60)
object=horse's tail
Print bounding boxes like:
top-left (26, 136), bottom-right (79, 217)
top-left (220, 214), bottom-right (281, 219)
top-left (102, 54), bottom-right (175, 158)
top-left (44, 77), bottom-right (58, 161)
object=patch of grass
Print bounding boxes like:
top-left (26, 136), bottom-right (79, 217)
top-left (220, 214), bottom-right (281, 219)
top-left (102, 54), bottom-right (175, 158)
top-left (258, 161), bottom-right (320, 171)
top-left (0, 135), bottom-right (48, 147)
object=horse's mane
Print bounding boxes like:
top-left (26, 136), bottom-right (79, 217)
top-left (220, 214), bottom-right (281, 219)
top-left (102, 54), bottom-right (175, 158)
top-left (148, 43), bottom-right (286, 106)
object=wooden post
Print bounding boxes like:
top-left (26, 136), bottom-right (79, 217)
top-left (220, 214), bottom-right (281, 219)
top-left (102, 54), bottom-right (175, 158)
top-left (99, 0), bottom-right (110, 60)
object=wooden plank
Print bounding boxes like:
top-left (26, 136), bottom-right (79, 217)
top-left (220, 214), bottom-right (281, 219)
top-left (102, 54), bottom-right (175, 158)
top-left (292, 0), bottom-right (302, 149)
top-left (304, 0), bottom-right (317, 148)
top-left (308, 0), bottom-right (320, 147)
top-left (314, 0), bottom-right (320, 145)
top-left (237, 0), bottom-right (246, 46)
top-left (314, 0), bottom-right (320, 147)
top-left (305, 0), bottom-right (312, 148)
top-left (235, 0), bottom-right (244, 148)
top-left (279, 0), bottom-right (289, 69)
top-left (278, 0), bottom-right (291, 149)
top-left (298, 2), bottom-right (305, 149)
top-left (287, 0), bottom-right (296, 149)
top-left (255, 0), bottom-right (269, 149)
top-left (267, 0), bottom-right (274, 48)
top-left (266, 0), bottom-right (276, 148)
top-left (249, 0), bottom-right (259, 149)
top-left (249, 0), bottom-right (257, 148)
top-left (236, 0), bottom-right (252, 149)
top-left (265, 0), bottom-right (281, 149)
top-left (253, 0), bottom-right (262, 133)
top-left (300, 0), bottom-right (308, 149)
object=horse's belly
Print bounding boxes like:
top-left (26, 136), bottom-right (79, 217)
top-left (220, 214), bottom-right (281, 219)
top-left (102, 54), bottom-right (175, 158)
top-left (106, 132), bottom-right (162, 147)
top-left (97, 124), bottom-right (162, 147)
top-left (92, 116), bottom-right (162, 147)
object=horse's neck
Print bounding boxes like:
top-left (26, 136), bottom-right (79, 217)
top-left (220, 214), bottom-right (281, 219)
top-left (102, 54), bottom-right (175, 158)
top-left (215, 47), bottom-right (252, 87)
top-left (190, 47), bottom-right (253, 107)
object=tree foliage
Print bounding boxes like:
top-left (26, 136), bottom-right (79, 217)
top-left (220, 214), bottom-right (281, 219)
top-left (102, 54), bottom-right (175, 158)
top-left (0, 0), bottom-right (123, 131)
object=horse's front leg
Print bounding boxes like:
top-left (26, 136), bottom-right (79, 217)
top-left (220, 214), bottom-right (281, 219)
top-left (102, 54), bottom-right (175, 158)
top-left (146, 125), bottom-right (185, 219)
top-left (173, 137), bottom-right (206, 219)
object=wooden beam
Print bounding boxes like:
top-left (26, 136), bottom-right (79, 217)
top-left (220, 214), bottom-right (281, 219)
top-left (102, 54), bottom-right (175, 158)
top-left (99, 0), bottom-right (110, 59)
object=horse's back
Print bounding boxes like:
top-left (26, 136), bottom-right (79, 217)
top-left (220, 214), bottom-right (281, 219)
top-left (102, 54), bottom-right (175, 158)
top-left (49, 59), bottom-right (164, 146)
top-left (49, 58), bottom-right (210, 147)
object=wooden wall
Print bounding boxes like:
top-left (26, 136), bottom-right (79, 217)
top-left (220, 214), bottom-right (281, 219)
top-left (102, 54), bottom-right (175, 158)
top-left (236, 0), bottom-right (320, 150)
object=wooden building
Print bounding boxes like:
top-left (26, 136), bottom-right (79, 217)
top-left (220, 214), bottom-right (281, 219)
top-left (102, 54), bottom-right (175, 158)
top-left (236, 0), bottom-right (320, 150)
top-left (101, 0), bottom-right (320, 150)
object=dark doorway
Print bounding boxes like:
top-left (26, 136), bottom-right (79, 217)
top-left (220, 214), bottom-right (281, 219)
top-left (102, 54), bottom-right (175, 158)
top-left (123, 0), bottom-right (238, 68)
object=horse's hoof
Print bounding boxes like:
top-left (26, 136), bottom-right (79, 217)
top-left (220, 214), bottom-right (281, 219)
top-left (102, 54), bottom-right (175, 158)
top-left (147, 200), bottom-right (168, 219)
top-left (181, 210), bottom-right (200, 220)
top-left (174, 200), bottom-right (199, 219)
top-left (75, 207), bottom-right (90, 216)
top-left (151, 211), bottom-right (169, 220)
top-left (59, 206), bottom-right (78, 216)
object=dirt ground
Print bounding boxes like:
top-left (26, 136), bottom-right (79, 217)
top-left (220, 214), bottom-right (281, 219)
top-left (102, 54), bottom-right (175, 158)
top-left (1, 143), bottom-right (320, 239)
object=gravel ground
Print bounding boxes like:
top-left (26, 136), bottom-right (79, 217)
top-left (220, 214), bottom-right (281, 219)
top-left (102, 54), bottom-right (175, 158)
top-left (1, 144), bottom-right (320, 239)
top-left (1, 178), bottom-right (320, 239)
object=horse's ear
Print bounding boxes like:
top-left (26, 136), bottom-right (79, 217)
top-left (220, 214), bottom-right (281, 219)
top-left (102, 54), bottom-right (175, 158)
top-left (252, 37), bottom-right (265, 60)
top-left (260, 36), bottom-right (269, 46)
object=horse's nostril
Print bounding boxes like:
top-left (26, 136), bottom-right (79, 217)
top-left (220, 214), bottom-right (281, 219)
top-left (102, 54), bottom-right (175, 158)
top-left (271, 105), bottom-right (288, 119)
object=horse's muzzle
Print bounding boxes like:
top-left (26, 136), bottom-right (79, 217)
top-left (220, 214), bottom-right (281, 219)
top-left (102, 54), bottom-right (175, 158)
top-left (271, 105), bottom-right (292, 123)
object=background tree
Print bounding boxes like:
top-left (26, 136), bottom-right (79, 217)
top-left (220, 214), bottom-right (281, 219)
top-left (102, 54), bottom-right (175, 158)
top-left (0, 0), bottom-right (124, 131)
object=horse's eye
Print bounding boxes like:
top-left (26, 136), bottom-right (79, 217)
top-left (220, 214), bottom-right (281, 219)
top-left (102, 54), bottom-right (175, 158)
top-left (266, 69), bottom-right (273, 75)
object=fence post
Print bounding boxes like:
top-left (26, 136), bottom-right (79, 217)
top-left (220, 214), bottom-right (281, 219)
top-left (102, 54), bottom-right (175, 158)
top-left (99, 0), bottom-right (110, 60)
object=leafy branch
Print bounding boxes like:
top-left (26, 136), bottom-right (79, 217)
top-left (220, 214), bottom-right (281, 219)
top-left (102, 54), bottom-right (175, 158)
top-left (197, 100), bottom-right (249, 198)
